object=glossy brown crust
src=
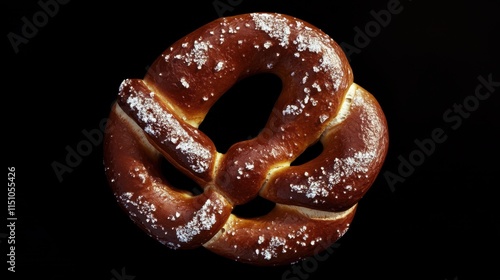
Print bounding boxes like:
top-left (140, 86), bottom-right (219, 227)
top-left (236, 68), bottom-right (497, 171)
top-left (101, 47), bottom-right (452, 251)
top-left (103, 12), bottom-right (389, 266)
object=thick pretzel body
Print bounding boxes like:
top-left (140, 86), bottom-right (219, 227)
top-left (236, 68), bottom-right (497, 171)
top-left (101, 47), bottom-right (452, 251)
top-left (104, 13), bottom-right (388, 266)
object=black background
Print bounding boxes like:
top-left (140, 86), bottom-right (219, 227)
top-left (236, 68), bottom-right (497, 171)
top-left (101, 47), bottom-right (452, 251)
top-left (4, 0), bottom-right (499, 279)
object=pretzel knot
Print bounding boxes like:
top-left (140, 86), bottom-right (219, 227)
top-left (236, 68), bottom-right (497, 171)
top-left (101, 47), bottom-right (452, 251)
top-left (104, 13), bottom-right (388, 266)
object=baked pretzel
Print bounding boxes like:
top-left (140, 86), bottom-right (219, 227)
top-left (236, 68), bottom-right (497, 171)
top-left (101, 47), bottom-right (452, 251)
top-left (103, 12), bottom-right (388, 266)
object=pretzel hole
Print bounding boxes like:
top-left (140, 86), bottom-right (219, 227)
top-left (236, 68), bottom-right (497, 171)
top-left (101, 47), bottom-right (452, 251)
top-left (231, 196), bottom-right (275, 218)
top-left (291, 140), bottom-right (323, 166)
top-left (199, 73), bottom-right (282, 154)
top-left (159, 157), bottom-right (204, 196)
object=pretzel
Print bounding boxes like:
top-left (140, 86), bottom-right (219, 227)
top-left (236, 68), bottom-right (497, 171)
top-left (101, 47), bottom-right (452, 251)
top-left (103, 12), bottom-right (389, 266)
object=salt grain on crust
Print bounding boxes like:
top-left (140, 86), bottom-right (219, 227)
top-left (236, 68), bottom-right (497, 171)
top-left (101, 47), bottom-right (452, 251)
top-left (291, 22), bottom-right (344, 90)
top-left (289, 150), bottom-right (376, 201)
top-left (180, 77), bottom-right (190, 88)
top-left (251, 13), bottom-right (291, 47)
top-left (214, 61), bottom-right (224, 72)
top-left (118, 192), bottom-right (159, 229)
top-left (176, 198), bottom-right (223, 243)
top-left (251, 225), bottom-right (325, 261)
top-left (174, 39), bottom-right (213, 69)
top-left (259, 236), bottom-right (287, 260)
